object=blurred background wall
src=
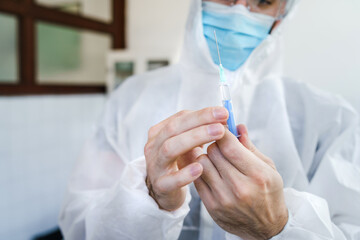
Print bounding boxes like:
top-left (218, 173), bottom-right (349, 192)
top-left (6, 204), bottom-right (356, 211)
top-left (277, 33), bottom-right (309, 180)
top-left (0, 95), bottom-right (105, 240)
top-left (0, 0), bottom-right (359, 239)
top-left (283, 0), bottom-right (360, 111)
top-left (126, 0), bottom-right (191, 60)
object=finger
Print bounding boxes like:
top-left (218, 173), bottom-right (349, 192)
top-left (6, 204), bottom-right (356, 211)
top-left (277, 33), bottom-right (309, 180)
top-left (158, 123), bottom-right (225, 167)
top-left (157, 162), bottom-right (203, 193)
top-left (237, 124), bottom-right (276, 169)
top-left (237, 124), bottom-right (260, 156)
top-left (177, 146), bottom-right (204, 170)
top-left (194, 177), bottom-right (216, 210)
top-left (217, 129), bottom-right (264, 175)
top-left (197, 154), bottom-right (222, 190)
top-left (207, 143), bottom-right (249, 197)
top-left (147, 110), bottom-right (193, 140)
top-left (207, 142), bottom-right (244, 180)
top-left (155, 106), bottom-right (228, 146)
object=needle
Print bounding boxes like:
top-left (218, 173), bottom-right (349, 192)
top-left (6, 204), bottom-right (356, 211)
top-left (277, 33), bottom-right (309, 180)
top-left (213, 30), bottom-right (222, 66)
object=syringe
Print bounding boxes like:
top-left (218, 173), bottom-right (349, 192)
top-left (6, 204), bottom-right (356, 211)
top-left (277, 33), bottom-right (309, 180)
top-left (214, 30), bottom-right (238, 136)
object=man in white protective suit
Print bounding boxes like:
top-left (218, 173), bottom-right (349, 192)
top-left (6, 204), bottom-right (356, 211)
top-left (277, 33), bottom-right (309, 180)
top-left (59, 0), bottom-right (360, 239)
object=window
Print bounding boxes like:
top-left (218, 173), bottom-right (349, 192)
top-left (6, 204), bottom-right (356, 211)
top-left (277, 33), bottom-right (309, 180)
top-left (0, 12), bottom-right (18, 84)
top-left (0, 0), bottom-right (125, 95)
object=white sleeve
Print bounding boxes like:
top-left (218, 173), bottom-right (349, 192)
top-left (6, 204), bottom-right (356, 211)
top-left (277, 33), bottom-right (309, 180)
top-left (59, 155), bottom-right (191, 240)
top-left (223, 188), bottom-right (344, 240)
top-left (59, 86), bottom-right (191, 240)
top-left (271, 107), bottom-right (360, 239)
top-left (225, 186), bottom-right (358, 240)
top-left (270, 188), bottom-right (349, 240)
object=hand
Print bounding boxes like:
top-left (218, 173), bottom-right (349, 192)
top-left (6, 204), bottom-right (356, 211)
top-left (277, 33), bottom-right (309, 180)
top-left (144, 107), bottom-right (229, 211)
top-left (194, 125), bottom-right (288, 240)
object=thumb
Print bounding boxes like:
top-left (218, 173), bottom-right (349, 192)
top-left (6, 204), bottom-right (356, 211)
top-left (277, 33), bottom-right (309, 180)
top-left (158, 162), bottom-right (203, 193)
top-left (237, 124), bottom-right (276, 169)
top-left (237, 124), bottom-right (255, 151)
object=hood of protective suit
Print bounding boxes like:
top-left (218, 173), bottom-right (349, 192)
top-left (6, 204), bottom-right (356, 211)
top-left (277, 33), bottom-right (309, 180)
top-left (180, 0), bottom-right (299, 74)
top-left (176, 0), bottom-right (300, 112)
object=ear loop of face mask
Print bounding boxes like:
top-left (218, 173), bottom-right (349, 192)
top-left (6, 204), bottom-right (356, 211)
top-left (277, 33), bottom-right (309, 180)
top-left (268, 0), bottom-right (288, 33)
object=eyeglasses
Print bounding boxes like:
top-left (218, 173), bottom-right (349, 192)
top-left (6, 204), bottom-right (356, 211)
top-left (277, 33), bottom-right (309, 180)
top-left (202, 0), bottom-right (289, 18)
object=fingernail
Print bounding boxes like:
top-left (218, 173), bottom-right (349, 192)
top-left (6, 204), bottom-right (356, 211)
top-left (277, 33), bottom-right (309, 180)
top-left (207, 124), bottom-right (223, 136)
top-left (213, 107), bottom-right (228, 120)
top-left (191, 164), bottom-right (202, 177)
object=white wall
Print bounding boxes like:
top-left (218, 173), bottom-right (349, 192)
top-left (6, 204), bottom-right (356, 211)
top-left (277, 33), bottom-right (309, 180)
top-left (282, 0), bottom-right (360, 112)
top-left (120, 0), bottom-right (191, 61)
top-left (0, 95), bottom-right (105, 240)
top-left (126, 0), bottom-right (191, 56)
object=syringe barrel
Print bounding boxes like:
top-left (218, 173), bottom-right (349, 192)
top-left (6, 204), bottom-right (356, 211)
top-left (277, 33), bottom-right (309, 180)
top-left (220, 83), bottom-right (231, 101)
top-left (220, 83), bottom-right (238, 136)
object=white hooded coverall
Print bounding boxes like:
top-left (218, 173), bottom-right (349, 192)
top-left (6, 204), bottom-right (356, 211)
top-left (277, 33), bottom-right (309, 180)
top-left (59, 0), bottom-right (360, 239)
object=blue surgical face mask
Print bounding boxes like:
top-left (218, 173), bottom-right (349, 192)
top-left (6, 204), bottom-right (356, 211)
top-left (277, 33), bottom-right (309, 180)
top-left (202, 2), bottom-right (275, 71)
